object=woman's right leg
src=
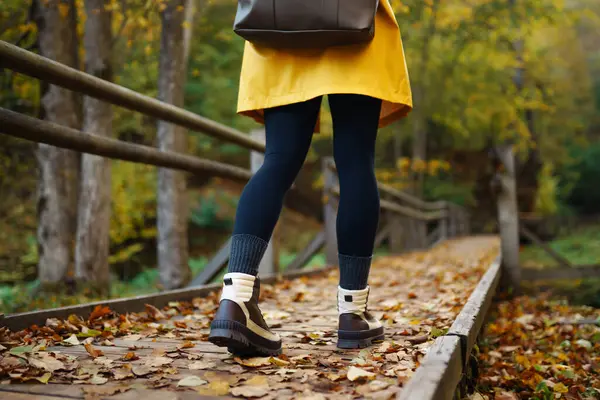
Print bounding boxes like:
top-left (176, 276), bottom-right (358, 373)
top-left (329, 94), bottom-right (384, 349)
top-left (210, 97), bottom-right (321, 356)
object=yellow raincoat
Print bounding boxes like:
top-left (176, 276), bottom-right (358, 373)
top-left (237, 0), bottom-right (412, 131)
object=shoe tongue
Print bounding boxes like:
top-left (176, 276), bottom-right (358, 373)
top-left (338, 286), bottom-right (369, 314)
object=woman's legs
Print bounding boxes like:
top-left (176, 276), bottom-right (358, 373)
top-left (227, 97), bottom-right (322, 276)
top-left (329, 94), bottom-right (382, 290)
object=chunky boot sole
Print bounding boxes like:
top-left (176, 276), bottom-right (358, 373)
top-left (337, 327), bottom-right (385, 349)
top-left (209, 320), bottom-right (282, 357)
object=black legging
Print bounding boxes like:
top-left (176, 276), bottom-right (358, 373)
top-left (233, 94), bottom-right (381, 257)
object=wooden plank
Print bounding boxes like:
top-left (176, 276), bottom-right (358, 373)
top-left (2, 265), bottom-right (334, 332)
top-left (397, 335), bottom-right (463, 400)
top-left (447, 255), bottom-right (501, 363)
top-left (398, 254), bottom-right (502, 400)
top-left (188, 238), bottom-right (231, 287)
top-left (522, 264), bottom-right (600, 281)
top-left (519, 225), bottom-right (572, 268)
top-left (286, 230), bottom-right (325, 271)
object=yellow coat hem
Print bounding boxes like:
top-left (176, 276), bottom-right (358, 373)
top-left (238, 84), bottom-right (413, 132)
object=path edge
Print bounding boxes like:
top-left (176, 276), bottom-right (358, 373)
top-left (398, 254), bottom-right (502, 400)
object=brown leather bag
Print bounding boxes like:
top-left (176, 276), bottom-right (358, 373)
top-left (233, 0), bottom-right (379, 48)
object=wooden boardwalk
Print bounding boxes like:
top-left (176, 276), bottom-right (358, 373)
top-left (0, 237), bottom-right (499, 400)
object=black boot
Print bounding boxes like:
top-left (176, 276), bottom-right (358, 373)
top-left (337, 286), bottom-right (384, 349)
top-left (209, 273), bottom-right (282, 356)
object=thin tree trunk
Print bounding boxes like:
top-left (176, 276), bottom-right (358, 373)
top-left (411, 0), bottom-right (440, 197)
top-left (75, 0), bottom-right (113, 294)
top-left (157, 0), bottom-right (194, 289)
top-left (33, 0), bottom-right (81, 290)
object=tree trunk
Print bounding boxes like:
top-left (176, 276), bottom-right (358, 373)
top-left (157, 0), bottom-right (193, 289)
top-left (75, 0), bottom-right (113, 294)
top-left (33, 0), bottom-right (81, 290)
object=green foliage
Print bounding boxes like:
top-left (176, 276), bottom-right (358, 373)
top-left (109, 161), bottom-right (157, 265)
top-left (423, 175), bottom-right (475, 207)
top-left (520, 224), bottom-right (600, 268)
top-left (189, 189), bottom-right (237, 229)
top-left (534, 163), bottom-right (559, 216)
top-left (559, 142), bottom-right (600, 214)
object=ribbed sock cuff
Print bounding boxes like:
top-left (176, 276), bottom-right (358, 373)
top-left (227, 234), bottom-right (268, 276)
top-left (338, 253), bottom-right (371, 290)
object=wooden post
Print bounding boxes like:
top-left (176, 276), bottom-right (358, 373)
top-left (322, 157), bottom-right (338, 266)
top-left (251, 129), bottom-right (276, 276)
top-left (439, 203), bottom-right (448, 241)
top-left (495, 144), bottom-right (521, 292)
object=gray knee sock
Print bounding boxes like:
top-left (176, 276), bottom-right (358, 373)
top-left (227, 234), bottom-right (268, 276)
top-left (338, 254), bottom-right (371, 290)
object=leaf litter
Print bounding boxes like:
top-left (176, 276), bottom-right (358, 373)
top-left (472, 293), bottom-right (600, 400)
top-left (0, 238), bottom-right (499, 398)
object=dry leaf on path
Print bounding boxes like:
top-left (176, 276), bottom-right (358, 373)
top-left (234, 356), bottom-right (271, 367)
top-left (132, 365), bottom-right (155, 377)
top-left (84, 343), bottom-right (103, 358)
top-left (196, 380), bottom-right (230, 396)
top-left (63, 334), bottom-right (80, 346)
top-left (112, 366), bottom-right (134, 380)
top-left (231, 385), bottom-right (269, 398)
top-left (88, 305), bottom-right (112, 322)
top-left (28, 352), bottom-right (65, 372)
top-left (347, 366), bottom-right (376, 382)
top-left (144, 356), bottom-right (173, 367)
top-left (145, 304), bottom-right (166, 320)
top-left (189, 360), bottom-right (217, 370)
top-left (122, 334), bottom-right (142, 342)
top-left (177, 375), bottom-right (208, 387)
top-left (82, 385), bottom-right (129, 397)
top-left (121, 352), bottom-right (139, 361)
top-left (89, 375), bottom-right (108, 385)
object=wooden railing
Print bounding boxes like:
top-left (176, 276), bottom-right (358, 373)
top-left (0, 39), bottom-right (469, 290)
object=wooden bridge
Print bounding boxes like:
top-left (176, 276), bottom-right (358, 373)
top-left (0, 40), bottom-right (525, 399)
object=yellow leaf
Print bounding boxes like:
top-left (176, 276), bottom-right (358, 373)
top-left (553, 383), bottom-right (568, 393)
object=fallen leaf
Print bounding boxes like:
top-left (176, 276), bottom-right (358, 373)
top-left (144, 356), bottom-right (173, 367)
top-left (82, 385), bottom-right (130, 397)
top-left (347, 366), bottom-right (376, 382)
top-left (196, 380), bottom-right (230, 396)
top-left (132, 365), bottom-right (155, 377)
top-left (234, 356), bottom-right (271, 367)
top-left (244, 375), bottom-right (268, 386)
top-left (9, 345), bottom-right (34, 356)
top-left (90, 375), bottom-right (108, 385)
top-left (63, 334), bottom-right (80, 346)
top-left (28, 352), bottom-right (65, 372)
top-left (112, 366), bottom-right (134, 380)
top-left (78, 327), bottom-right (102, 338)
top-left (122, 334), bottom-right (142, 342)
top-left (177, 375), bottom-right (208, 387)
top-left (189, 360), bottom-right (217, 370)
top-left (231, 385), bottom-right (269, 398)
top-left (121, 352), bottom-right (139, 361)
top-left (326, 372), bottom-right (345, 382)
top-left (145, 304), bottom-right (166, 320)
top-left (33, 372), bottom-right (52, 384)
top-left (84, 343), bottom-right (103, 358)
top-left (177, 341), bottom-right (195, 350)
top-left (270, 356), bottom-right (290, 366)
top-left (93, 356), bottom-right (114, 367)
top-left (89, 305), bottom-right (112, 321)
